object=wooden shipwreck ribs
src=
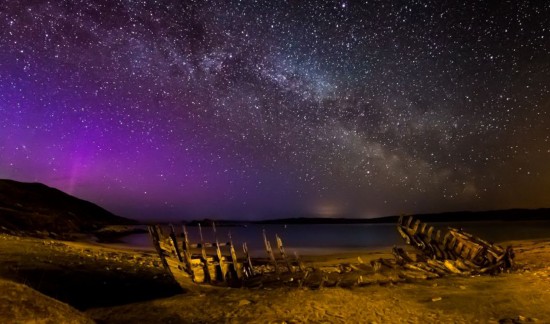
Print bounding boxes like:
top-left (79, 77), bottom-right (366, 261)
top-left (148, 217), bottom-right (516, 290)
top-left (395, 215), bottom-right (515, 275)
top-left (147, 224), bottom-right (308, 288)
top-left (148, 224), bottom-right (249, 287)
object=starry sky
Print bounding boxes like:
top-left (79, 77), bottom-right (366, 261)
top-left (0, 1), bottom-right (549, 221)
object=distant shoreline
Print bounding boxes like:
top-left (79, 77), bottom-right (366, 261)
top-left (158, 208), bottom-right (550, 226)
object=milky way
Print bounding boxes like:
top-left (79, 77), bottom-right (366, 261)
top-left (0, 1), bottom-right (549, 220)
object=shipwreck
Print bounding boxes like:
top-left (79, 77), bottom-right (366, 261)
top-left (147, 223), bottom-right (308, 288)
top-left (394, 215), bottom-right (515, 275)
top-left (148, 217), bottom-right (516, 290)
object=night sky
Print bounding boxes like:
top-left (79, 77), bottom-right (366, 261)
top-left (1, 1), bottom-right (549, 221)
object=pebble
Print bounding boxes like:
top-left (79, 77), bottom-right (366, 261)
top-left (238, 299), bottom-right (252, 306)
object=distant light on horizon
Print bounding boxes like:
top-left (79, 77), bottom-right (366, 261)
top-left (311, 202), bottom-right (345, 218)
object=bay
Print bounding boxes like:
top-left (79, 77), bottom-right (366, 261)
top-left (119, 221), bottom-right (550, 257)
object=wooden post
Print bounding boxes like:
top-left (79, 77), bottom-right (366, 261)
top-left (406, 216), bottom-right (414, 228)
top-left (276, 234), bottom-right (293, 273)
top-left (212, 222), bottom-right (227, 282)
top-left (420, 223), bottom-right (427, 235)
top-left (180, 225), bottom-right (194, 278)
top-left (148, 225), bottom-right (168, 269)
top-left (412, 219), bottom-right (421, 234)
top-left (397, 225), bottom-right (411, 245)
top-left (198, 223), bottom-right (211, 283)
top-left (426, 226), bottom-right (434, 241)
top-left (228, 231), bottom-right (241, 279)
top-left (263, 229), bottom-right (279, 275)
top-left (243, 242), bottom-right (255, 277)
top-left (168, 224), bottom-right (184, 263)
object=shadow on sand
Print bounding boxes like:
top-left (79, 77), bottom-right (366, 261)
top-left (3, 265), bottom-right (183, 310)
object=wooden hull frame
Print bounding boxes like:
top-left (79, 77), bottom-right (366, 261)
top-left (396, 215), bottom-right (514, 273)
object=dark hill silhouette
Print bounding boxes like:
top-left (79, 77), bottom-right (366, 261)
top-left (0, 179), bottom-right (135, 234)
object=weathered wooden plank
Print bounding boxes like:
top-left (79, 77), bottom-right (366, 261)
top-left (397, 214), bottom-right (404, 226)
top-left (443, 260), bottom-right (464, 274)
top-left (148, 225), bottom-right (169, 269)
top-left (180, 225), bottom-right (194, 278)
top-left (397, 225), bottom-right (411, 245)
top-left (197, 223), bottom-right (212, 283)
top-left (426, 259), bottom-right (448, 272)
top-left (426, 226), bottom-right (434, 241)
top-left (276, 234), bottom-right (294, 273)
top-left (420, 223), bottom-right (427, 235)
top-left (411, 220), bottom-right (421, 234)
top-left (405, 216), bottom-right (414, 228)
top-left (392, 246), bottom-right (414, 264)
top-left (227, 232), bottom-right (241, 280)
top-left (212, 222), bottom-right (227, 282)
top-left (242, 242), bottom-right (255, 277)
top-left (168, 224), bottom-right (184, 264)
top-left (263, 230), bottom-right (279, 275)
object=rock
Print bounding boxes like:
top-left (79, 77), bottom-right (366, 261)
top-left (238, 299), bottom-right (252, 306)
top-left (431, 297), bottom-right (442, 302)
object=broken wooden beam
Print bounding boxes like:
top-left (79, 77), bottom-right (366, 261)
top-left (276, 234), bottom-right (294, 273)
top-left (180, 225), bottom-right (195, 278)
top-left (242, 242), bottom-right (255, 277)
top-left (197, 223), bottom-right (212, 283)
top-left (263, 229), bottom-right (279, 275)
top-left (212, 222), bottom-right (227, 282)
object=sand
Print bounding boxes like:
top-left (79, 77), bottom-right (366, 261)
top-left (0, 233), bottom-right (548, 323)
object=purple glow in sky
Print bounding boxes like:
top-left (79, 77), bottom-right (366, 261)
top-left (0, 1), bottom-right (549, 221)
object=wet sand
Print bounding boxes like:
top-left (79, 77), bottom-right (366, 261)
top-left (0, 233), bottom-right (549, 323)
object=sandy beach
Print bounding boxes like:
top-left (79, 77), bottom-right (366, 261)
top-left (0, 233), bottom-right (549, 323)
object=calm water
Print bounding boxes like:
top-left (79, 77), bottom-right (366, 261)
top-left (120, 221), bottom-right (550, 257)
